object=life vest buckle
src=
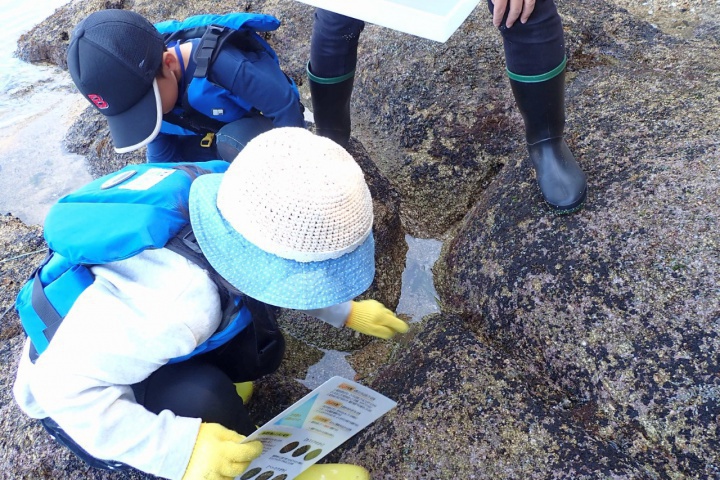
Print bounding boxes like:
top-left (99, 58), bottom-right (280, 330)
top-left (200, 133), bottom-right (215, 148)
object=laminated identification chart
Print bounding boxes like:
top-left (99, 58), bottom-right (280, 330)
top-left (293, 0), bottom-right (481, 42)
top-left (237, 377), bottom-right (397, 480)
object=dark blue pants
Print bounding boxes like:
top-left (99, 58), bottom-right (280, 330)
top-left (309, 9), bottom-right (364, 78)
top-left (215, 115), bottom-right (275, 161)
top-left (155, 114), bottom-right (275, 163)
top-left (309, 0), bottom-right (565, 78)
top-left (487, 0), bottom-right (565, 75)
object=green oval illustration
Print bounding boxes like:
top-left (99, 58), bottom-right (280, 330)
top-left (240, 467), bottom-right (262, 479)
top-left (279, 441), bottom-right (299, 454)
top-left (304, 448), bottom-right (322, 461)
top-left (291, 444), bottom-right (311, 457)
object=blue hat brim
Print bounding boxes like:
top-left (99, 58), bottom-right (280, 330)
top-left (189, 174), bottom-right (375, 310)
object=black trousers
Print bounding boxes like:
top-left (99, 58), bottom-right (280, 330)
top-left (42, 300), bottom-right (285, 471)
top-left (310, 0), bottom-right (565, 78)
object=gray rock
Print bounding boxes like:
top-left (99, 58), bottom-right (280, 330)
top-left (5, 0), bottom-right (720, 478)
top-left (337, 314), bottom-right (649, 479)
top-left (435, 1), bottom-right (720, 476)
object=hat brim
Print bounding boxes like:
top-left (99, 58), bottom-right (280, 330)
top-left (189, 174), bottom-right (376, 310)
top-left (108, 79), bottom-right (163, 153)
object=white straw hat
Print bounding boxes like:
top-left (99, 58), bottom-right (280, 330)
top-left (189, 127), bottom-right (376, 309)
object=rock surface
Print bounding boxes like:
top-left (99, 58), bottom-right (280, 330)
top-left (3, 0), bottom-right (719, 478)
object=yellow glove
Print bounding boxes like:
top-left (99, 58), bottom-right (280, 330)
top-left (182, 423), bottom-right (263, 480)
top-left (345, 300), bottom-right (409, 339)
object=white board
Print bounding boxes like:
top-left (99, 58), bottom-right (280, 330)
top-left (294, 0), bottom-right (481, 42)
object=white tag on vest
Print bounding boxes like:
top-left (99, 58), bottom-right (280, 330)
top-left (119, 168), bottom-right (174, 191)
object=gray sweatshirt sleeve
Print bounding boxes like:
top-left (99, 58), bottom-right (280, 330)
top-left (300, 301), bottom-right (353, 328)
top-left (13, 249), bottom-right (223, 480)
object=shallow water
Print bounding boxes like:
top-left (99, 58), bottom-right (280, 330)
top-left (396, 235), bottom-right (442, 322)
top-left (0, 80), bottom-right (91, 225)
top-left (299, 236), bottom-right (441, 389)
top-left (0, 0), bottom-right (91, 226)
top-left (0, 0), bottom-right (71, 123)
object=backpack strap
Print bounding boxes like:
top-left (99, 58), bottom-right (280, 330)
top-left (159, 26), bottom-right (230, 136)
top-left (28, 254), bottom-right (62, 362)
top-left (193, 25), bottom-right (225, 79)
top-left (165, 224), bottom-right (282, 364)
top-left (163, 110), bottom-right (224, 136)
top-left (193, 23), bottom-right (268, 79)
top-left (164, 225), bottom-right (236, 325)
top-left (163, 21), bottom-right (276, 136)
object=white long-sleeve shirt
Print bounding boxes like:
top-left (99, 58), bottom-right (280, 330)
top-left (13, 247), bottom-right (350, 479)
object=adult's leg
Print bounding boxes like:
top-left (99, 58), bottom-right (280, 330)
top-left (307, 9), bottom-right (365, 147)
top-left (489, 0), bottom-right (587, 213)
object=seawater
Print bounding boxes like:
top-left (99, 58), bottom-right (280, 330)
top-left (0, 0), bottom-right (72, 127)
top-left (0, 0), bottom-right (91, 225)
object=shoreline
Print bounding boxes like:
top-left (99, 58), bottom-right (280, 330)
top-left (0, 72), bottom-right (91, 226)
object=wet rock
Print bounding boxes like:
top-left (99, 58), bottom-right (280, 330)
top-left (248, 334), bottom-right (322, 425)
top-left (435, 2), bottom-right (720, 476)
top-left (335, 314), bottom-right (648, 478)
top-left (0, 215), bottom-right (44, 342)
top-left (63, 105), bottom-right (144, 178)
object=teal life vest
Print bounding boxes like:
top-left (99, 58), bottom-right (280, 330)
top-left (15, 161), bottom-right (253, 363)
top-left (154, 13), bottom-right (300, 137)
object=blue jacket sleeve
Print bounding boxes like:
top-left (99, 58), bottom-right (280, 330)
top-left (210, 47), bottom-right (305, 128)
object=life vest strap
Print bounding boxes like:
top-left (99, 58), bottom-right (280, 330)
top-left (194, 25), bottom-right (225, 78)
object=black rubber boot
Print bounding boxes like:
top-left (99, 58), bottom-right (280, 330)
top-left (307, 62), bottom-right (354, 148)
top-left (509, 68), bottom-right (587, 213)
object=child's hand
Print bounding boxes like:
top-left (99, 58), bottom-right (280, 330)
top-left (345, 300), bottom-right (409, 339)
top-left (182, 423), bottom-right (262, 480)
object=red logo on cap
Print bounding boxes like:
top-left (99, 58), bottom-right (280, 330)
top-left (88, 94), bottom-right (109, 109)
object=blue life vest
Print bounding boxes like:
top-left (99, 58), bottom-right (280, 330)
top-left (154, 13), bottom-right (300, 137)
top-left (15, 161), bottom-right (252, 363)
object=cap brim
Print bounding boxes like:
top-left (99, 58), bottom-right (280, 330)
top-left (189, 174), bottom-right (375, 310)
top-left (108, 79), bottom-right (163, 153)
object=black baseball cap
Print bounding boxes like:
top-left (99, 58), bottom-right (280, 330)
top-left (67, 9), bottom-right (165, 153)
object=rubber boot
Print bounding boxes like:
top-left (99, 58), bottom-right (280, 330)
top-left (295, 464), bottom-right (370, 480)
top-left (509, 67), bottom-right (587, 213)
top-left (307, 62), bottom-right (355, 149)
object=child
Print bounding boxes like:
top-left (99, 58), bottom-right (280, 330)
top-left (67, 9), bottom-right (306, 163)
top-left (13, 127), bottom-right (408, 479)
